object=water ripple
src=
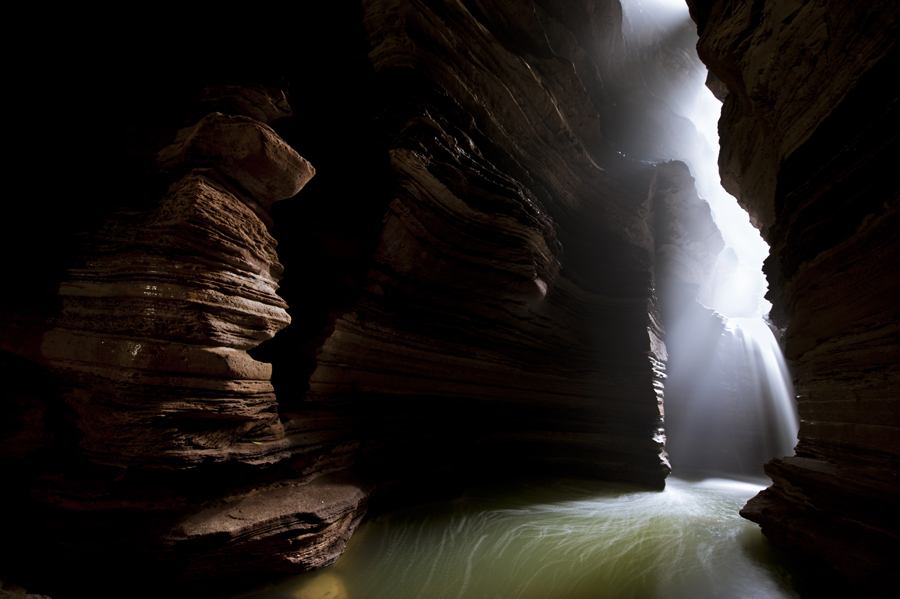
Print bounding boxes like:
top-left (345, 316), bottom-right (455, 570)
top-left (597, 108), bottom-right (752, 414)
top-left (233, 476), bottom-right (816, 599)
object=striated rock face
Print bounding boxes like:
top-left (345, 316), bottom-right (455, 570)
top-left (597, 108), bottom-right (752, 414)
top-left (689, 0), bottom-right (900, 588)
top-left (298, 0), bottom-right (679, 488)
top-left (1, 1), bottom-right (738, 592)
top-left (164, 473), bottom-right (368, 578)
top-left (33, 170), bottom-right (289, 467)
top-left (1, 82), bottom-right (368, 586)
top-left (3, 110), bottom-right (311, 469)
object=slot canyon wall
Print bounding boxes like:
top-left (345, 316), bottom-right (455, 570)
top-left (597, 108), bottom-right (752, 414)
top-left (1, 3), bottom-right (712, 592)
top-left (688, 0), bottom-right (899, 588)
top-left (0, 0), bottom-right (896, 595)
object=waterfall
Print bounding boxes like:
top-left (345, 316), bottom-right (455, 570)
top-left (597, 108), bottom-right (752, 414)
top-left (624, 0), bottom-right (801, 477)
top-left (727, 317), bottom-right (799, 460)
top-left (662, 311), bottom-right (799, 477)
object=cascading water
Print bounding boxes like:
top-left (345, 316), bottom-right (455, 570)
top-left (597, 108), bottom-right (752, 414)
top-left (622, 0), bottom-right (801, 478)
top-left (727, 318), bottom-right (799, 461)
top-left (224, 104), bottom-right (814, 599)
top-left (659, 70), bottom-right (800, 476)
top-left (664, 315), bottom-right (799, 477)
top-left (220, 2), bottom-right (813, 598)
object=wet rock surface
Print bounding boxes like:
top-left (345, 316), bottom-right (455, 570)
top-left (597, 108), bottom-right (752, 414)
top-left (689, 0), bottom-right (900, 590)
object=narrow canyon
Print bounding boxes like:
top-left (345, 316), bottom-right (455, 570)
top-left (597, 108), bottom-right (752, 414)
top-left (1, 1), bottom-right (897, 597)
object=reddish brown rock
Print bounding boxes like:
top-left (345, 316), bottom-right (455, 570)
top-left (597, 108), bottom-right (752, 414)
top-left (689, 0), bottom-right (900, 589)
top-left (0, 79), bottom-right (370, 591)
top-left (5, 170), bottom-right (293, 469)
top-left (157, 112), bottom-right (315, 214)
top-left (299, 0), bottom-right (684, 487)
top-left (19, 1), bottom-right (900, 592)
top-left (160, 472), bottom-right (368, 578)
top-left (2, 4), bottom-right (716, 588)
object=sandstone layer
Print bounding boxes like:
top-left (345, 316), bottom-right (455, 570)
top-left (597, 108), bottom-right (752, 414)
top-left (0, 1), bottom-right (788, 594)
top-left (1, 82), bottom-right (367, 589)
top-left (689, 0), bottom-right (900, 589)
top-left (302, 0), bottom-right (678, 488)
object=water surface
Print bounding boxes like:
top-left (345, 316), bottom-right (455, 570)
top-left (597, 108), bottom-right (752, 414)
top-left (232, 476), bottom-right (820, 599)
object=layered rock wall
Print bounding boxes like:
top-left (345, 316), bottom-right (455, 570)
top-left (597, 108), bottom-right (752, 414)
top-left (689, 0), bottom-right (900, 587)
top-left (304, 0), bottom-right (675, 487)
top-left (1, 1), bottom-right (729, 592)
top-left (1, 82), bottom-right (368, 585)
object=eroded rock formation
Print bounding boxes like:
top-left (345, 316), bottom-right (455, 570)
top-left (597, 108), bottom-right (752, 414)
top-left (3, 0), bottom-right (895, 595)
top-left (2, 4), bottom-right (720, 592)
top-left (688, 0), bottom-right (900, 589)
top-left (304, 0), bottom-right (681, 489)
top-left (2, 82), bottom-right (368, 586)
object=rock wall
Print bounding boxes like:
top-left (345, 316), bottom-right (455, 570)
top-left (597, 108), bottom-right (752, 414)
top-left (308, 0), bottom-right (675, 488)
top-left (689, 0), bottom-right (900, 588)
top-left (1, 80), bottom-right (368, 587)
top-left (0, 1), bottom-right (728, 593)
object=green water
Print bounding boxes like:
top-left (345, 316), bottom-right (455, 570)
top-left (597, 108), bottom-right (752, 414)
top-left (231, 476), bottom-right (817, 599)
